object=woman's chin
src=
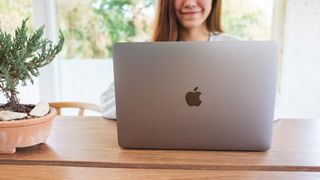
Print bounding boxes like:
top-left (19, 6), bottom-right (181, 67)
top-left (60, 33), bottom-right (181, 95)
top-left (180, 21), bottom-right (203, 29)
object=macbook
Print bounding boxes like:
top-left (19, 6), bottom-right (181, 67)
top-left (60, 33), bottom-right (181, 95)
top-left (113, 41), bottom-right (279, 151)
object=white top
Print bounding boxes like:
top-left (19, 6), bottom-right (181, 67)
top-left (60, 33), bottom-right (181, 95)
top-left (100, 33), bottom-right (242, 119)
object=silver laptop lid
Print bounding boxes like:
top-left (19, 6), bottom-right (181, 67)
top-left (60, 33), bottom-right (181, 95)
top-left (113, 41), bottom-right (279, 151)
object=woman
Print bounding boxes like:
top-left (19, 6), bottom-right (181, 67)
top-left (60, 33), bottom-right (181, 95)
top-left (101, 0), bottom-right (240, 119)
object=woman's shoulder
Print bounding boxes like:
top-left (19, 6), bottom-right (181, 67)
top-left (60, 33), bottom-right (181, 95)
top-left (210, 32), bottom-right (242, 41)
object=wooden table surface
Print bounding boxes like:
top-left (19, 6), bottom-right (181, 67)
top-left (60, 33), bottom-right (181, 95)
top-left (1, 117), bottom-right (320, 172)
top-left (1, 165), bottom-right (320, 180)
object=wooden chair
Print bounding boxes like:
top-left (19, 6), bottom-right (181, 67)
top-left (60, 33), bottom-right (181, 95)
top-left (49, 102), bottom-right (101, 116)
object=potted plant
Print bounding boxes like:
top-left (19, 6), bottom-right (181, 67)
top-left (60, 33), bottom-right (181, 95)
top-left (0, 18), bottom-right (64, 154)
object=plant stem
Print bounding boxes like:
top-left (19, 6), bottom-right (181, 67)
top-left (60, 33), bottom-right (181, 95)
top-left (4, 90), bottom-right (22, 112)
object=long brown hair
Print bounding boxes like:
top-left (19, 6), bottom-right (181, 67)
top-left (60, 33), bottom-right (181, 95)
top-left (151, 0), bottom-right (223, 41)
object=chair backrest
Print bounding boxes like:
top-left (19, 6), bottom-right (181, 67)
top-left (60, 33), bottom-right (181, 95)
top-left (49, 102), bottom-right (101, 116)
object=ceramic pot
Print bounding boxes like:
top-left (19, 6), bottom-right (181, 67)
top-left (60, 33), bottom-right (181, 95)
top-left (0, 108), bottom-right (57, 154)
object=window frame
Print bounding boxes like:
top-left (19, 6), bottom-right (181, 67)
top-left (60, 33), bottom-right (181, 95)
top-left (33, 0), bottom-right (62, 102)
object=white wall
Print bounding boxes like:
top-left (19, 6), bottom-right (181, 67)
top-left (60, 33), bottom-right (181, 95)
top-left (0, 81), bottom-right (40, 105)
top-left (59, 60), bottom-right (114, 105)
top-left (280, 0), bottom-right (320, 118)
top-left (0, 59), bottom-right (112, 111)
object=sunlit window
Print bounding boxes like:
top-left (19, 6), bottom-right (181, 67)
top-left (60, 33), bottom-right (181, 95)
top-left (222, 0), bottom-right (275, 40)
top-left (56, 0), bottom-right (274, 59)
top-left (57, 0), bottom-right (154, 59)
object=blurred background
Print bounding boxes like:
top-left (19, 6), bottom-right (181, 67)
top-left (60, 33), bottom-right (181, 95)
top-left (0, 0), bottom-right (319, 118)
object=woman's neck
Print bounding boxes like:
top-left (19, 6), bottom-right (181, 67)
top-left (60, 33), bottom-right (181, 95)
top-left (179, 24), bottom-right (210, 41)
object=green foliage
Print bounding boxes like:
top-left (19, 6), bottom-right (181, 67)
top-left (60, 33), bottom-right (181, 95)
top-left (93, 0), bottom-right (134, 53)
top-left (59, 1), bottom-right (108, 59)
top-left (58, 0), bottom-right (153, 59)
top-left (223, 11), bottom-right (261, 40)
top-left (0, 18), bottom-right (64, 108)
top-left (222, 0), bottom-right (271, 40)
top-left (92, 0), bottom-right (153, 56)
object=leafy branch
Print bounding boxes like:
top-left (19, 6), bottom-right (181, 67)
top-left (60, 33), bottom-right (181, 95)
top-left (0, 18), bottom-right (64, 111)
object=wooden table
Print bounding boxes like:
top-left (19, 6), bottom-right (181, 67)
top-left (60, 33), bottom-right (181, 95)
top-left (1, 165), bottom-right (320, 180)
top-left (1, 117), bottom-right (320, 179)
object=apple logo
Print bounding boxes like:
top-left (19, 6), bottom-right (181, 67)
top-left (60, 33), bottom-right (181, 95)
top-left (185, 87), bottom-right (202, 107)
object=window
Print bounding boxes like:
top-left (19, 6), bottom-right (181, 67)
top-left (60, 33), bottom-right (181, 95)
top-left (57, 0), bottom-right (155, 59)
top-left (56, 0), bottom-right (275, 59)
top-left (222, 0), bottom-right (275, 40)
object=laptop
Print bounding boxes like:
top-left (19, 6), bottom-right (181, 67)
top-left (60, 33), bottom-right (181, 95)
top-left (113, 41), bottom-right (279, 151)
